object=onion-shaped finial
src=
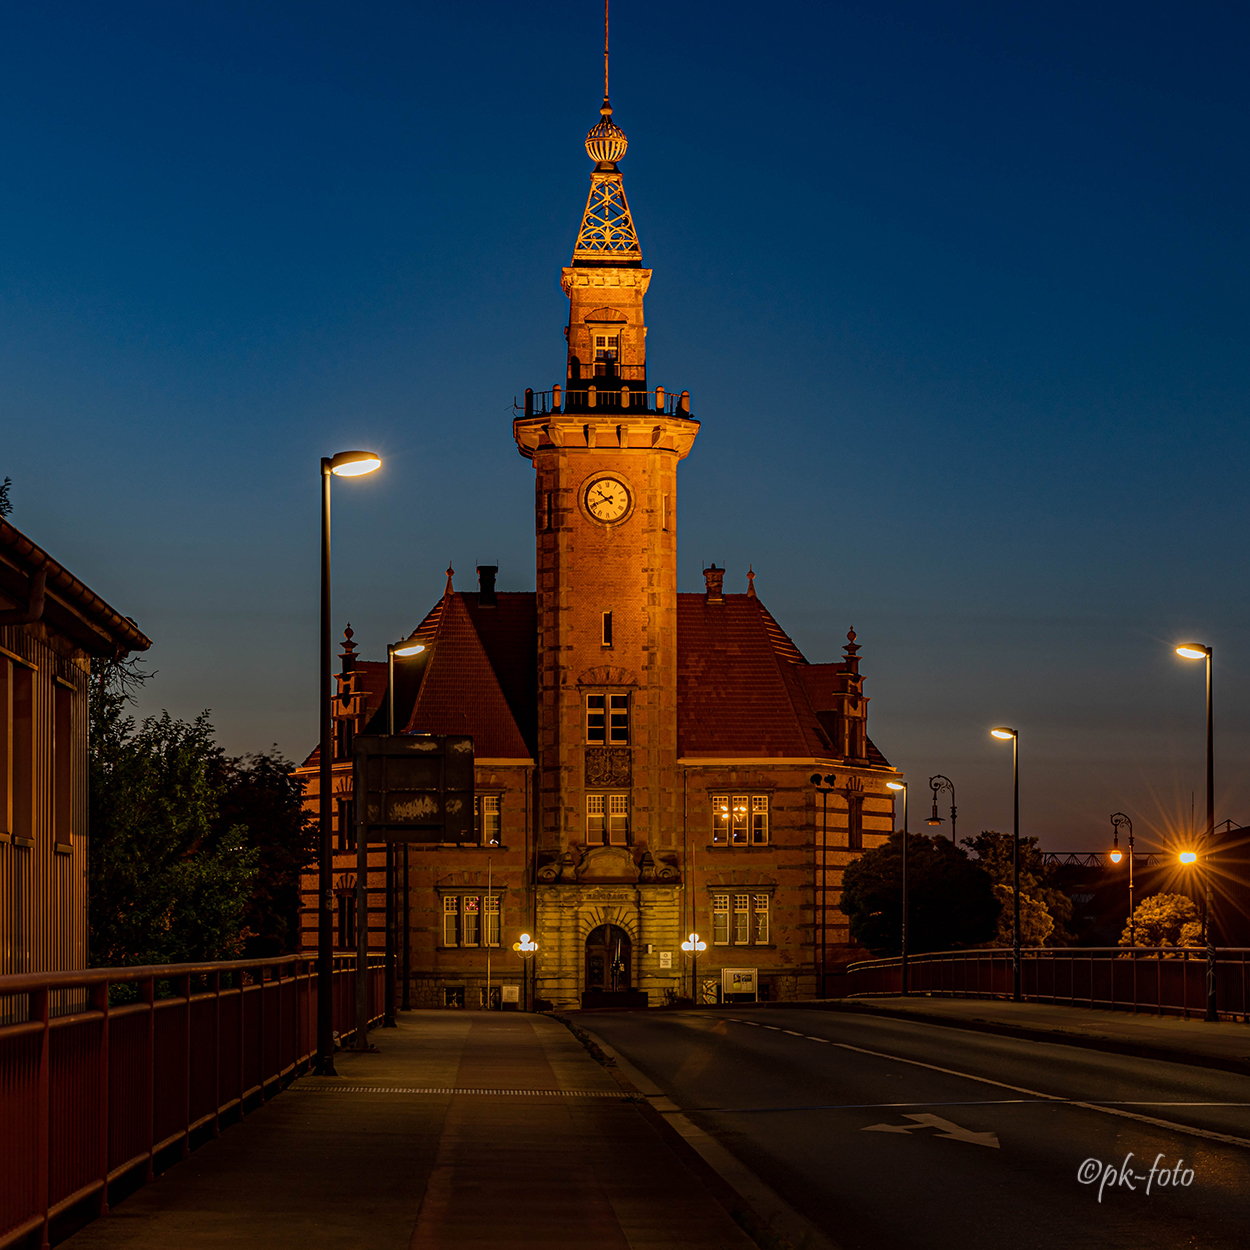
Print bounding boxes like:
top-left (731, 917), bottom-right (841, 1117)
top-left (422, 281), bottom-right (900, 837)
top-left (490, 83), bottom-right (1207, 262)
top-left (585, 98), bottom-right (628, 165)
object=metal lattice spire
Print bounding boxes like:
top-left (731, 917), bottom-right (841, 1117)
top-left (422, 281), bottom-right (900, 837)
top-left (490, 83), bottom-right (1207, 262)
top-left (572, 0), bottom-right (640, 263)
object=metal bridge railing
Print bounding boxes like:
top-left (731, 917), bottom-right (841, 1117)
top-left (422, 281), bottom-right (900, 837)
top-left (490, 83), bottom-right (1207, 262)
top-left (0, 954), bottom-right (383, 1250)
top-left (844, 946), bottom-right (1250, 1021)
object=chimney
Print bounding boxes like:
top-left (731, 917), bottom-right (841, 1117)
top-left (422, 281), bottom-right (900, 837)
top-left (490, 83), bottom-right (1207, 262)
top-left (703, 564), bottom-right (725, 604)
top-left (477, 565), bottom-right (498, 608)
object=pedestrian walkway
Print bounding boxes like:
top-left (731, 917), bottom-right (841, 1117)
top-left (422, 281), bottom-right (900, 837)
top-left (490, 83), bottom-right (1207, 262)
top-left (802, 996), bottom-right (1250, 1072)
top-left (63, 1012), bottom-right (755, 1250)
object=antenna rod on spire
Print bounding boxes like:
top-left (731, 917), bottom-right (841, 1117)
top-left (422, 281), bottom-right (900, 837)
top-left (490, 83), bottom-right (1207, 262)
top-left (604, 0), bottom-right (610, 100)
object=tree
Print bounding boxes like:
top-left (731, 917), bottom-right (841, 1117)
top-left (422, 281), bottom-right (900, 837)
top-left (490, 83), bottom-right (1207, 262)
top-left (840, 832), bottom-right (999, 956)
top-left (0, 476), bottom-right (11, 517)
top-left (89, 660), bottom-right (259, 966)
top-left (1120, 893), bottom-right (1203, 950)
top-left (962, 830), bottom-right (1075, 947)
top-left (209, 750), bottom-right (316, 957)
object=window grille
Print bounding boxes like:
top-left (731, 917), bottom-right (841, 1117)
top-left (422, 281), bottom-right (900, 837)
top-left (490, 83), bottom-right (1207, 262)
top-left (587, 794), bottom-right (605, 841)
top-left (711, 893), bottom-right (769, 946)
top-left (608, 794), bottom-right (629, 845)
top-left (712, 794), bottom-right (769, 846)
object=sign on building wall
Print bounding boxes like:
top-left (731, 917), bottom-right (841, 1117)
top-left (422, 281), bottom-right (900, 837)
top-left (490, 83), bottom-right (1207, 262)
top-left (352, 734), bottom-right (475, 842)
top-left (722, 968), bottom-right (758, 1002)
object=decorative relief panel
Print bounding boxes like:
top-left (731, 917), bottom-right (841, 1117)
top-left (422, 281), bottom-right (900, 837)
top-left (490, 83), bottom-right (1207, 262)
top-left (585, 747), bottom-right (631, 788)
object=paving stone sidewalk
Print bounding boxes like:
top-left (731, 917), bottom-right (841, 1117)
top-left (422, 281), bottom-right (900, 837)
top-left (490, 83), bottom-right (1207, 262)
top-left (63, 1012), bottom-right (755, 1250)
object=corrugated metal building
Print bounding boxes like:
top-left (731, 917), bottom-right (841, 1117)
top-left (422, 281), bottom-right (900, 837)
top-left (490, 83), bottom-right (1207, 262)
top-left (0, 519), bottom-right (151, 974)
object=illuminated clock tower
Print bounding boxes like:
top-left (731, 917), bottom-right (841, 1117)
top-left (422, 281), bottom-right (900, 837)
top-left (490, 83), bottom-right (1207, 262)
top-left (513, 92), bottom-right (698, 1000)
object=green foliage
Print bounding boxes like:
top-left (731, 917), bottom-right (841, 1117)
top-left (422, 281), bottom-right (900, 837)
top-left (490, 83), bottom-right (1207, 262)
top-left (839, 832), bottom-right (999, 956)
top-left (962, 830), bottom-right (1075, 947)
top-left (1120, 893), bottom-right (1203, 950)
top-left (210, 750), bottom-right (316, 957)
top-left (89, 660), bottom-right (259, 967)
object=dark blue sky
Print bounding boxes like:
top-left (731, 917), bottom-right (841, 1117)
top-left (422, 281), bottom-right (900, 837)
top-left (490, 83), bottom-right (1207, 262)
top-left (4, 1), bottom-right (1247, 849)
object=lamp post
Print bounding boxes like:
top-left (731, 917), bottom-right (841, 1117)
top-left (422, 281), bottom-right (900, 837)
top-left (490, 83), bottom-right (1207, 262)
top-left (1109, 812), bottom-right (1134, 946)
top-left (809, 773), bottom-right (837, 997)
top-left (385, 633), bottom-right (426, 1018)
top-left (317, 450), bottom-right (382, 1076)
top-left (927, 775), bottom-right (956, 844)
top-left (990, 727), bottom-right (1021, 1003)
top-left (1175, 641), bottom-right (1217, 1022)
top-left (886, 781), bottom-right (908, 996)
top-left (681, 932), bottom-right (707, 1004)
top-left (512, 933), bottom-right (539, 1011)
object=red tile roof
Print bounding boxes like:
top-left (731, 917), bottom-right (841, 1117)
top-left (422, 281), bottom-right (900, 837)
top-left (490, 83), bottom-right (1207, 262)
top-left (303, 588), bottom-right (891, 769)
top-left (402, 593), bottom-right (532, 760)
top-left (677, 594), bottom-right (836, 758)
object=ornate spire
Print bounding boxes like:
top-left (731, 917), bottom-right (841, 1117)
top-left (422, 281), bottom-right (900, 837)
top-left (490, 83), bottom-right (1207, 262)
top-left (339, 623), bottom-right (357, 672)
top-left (443, 565), bottom-right (455, 597)
top-left (746, 565), bottom-right (757, 598)
top-left (572, 5), bottom-right (640, 265)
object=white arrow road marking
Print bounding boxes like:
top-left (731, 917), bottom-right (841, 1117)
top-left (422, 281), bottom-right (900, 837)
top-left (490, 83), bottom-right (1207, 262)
top-left (863, 1112), bottom-right (1000, 1148)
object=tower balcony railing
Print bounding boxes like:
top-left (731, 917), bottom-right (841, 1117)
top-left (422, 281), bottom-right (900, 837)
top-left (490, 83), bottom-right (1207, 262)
top-left (517, 385), bottom-right (692, 418)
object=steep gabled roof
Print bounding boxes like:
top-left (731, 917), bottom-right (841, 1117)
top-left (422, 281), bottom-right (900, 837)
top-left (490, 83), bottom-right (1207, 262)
top-left (402, 592), bottom-right (532, 760)
top-left (676, 593), bottom-right (834, 758)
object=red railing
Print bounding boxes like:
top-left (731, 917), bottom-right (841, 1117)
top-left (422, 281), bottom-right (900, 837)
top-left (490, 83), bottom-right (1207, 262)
top-left (845, 947), bottom-right (1250, 1020)
top-left (0, 954), bottom-right (383, 1250)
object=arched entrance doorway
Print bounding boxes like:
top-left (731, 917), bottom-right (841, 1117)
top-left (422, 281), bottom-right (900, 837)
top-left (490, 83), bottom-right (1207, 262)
top-left (584, 924), bottom-right (632, 994)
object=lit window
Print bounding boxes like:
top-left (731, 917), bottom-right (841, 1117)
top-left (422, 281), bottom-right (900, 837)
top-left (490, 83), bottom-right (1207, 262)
top-left (602, 611), bottom-right (613, 647)
top-left (485, 895), bottom-right (500, 946)
top-left (594, 334), bottom-right (619, 361)
top-left (733, 895), bottom-right (750, 944)
top-left (712, 794), bottom-right (769, 846)
top-left (475, 793), bottom-right (501, 845)
top-left (712, 894), bottom-right (729, 945)
top-left (443, 896), bottom-right (459, 946)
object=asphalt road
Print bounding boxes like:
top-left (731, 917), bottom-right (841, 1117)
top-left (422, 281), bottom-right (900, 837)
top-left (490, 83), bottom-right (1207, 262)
top-left (572, 1007), bottom-right (1250, 1250)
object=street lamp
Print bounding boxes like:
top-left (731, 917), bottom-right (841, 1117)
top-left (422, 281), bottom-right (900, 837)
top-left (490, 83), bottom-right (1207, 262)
top-left (887, 782), bottom-right (908, 996)
top-left (681, 932), bottom-right (707, 1004)
top-left (990, 727), bottom-right (1021, 1003)
top-left (927, 775), bottom-right (956, 844)
top-left (1110, 813), bottom-right (1135, 946)
top-left (1175, 642), bottom-right (1217, 1022)
top-left (385, 630), bottom-right (426, 1015)
top-left (809, 773), bottom-right (837, 996)
top-left (512, 933), bottom-right (539, 1012)
top-left (317, 449), bottom-right (382, 1076)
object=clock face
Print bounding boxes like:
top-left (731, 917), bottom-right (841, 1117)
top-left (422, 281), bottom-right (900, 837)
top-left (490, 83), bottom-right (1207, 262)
top-left (584, 476), bottom-right (631, 523)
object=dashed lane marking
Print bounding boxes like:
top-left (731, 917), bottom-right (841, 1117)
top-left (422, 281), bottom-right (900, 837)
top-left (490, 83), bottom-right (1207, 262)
top-left (724, 1017), bottom-right (1250, 1150)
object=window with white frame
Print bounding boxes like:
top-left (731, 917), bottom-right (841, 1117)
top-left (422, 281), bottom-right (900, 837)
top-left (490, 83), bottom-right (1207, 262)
top-left (711, 892), bottom-right (770, 945)
top-left (442, 894), bottom-right (502, 947)
top-left (586, 693), bottom-right (629, 745)
top-left (711, 794), bottom-right (769, 845)
top-left (475, 793), bottom-right (501, 845)
top-left (587, 793), bottom-right (630, 845)
top-left (594, 333), bottom-right (619, 362)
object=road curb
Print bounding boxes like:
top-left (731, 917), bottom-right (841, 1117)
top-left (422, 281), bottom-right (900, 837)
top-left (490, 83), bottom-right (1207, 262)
top-left (554, 1014), bottom-right (839, 1250)
top-left (773, 999), bottom-right (1250, 1078)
